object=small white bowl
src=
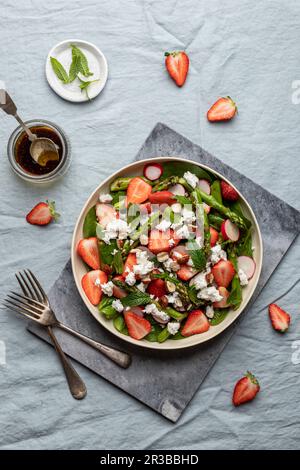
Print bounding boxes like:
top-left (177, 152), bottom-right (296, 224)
top-left (45, 39), bottom-right (108, 102)
top-left (71, 157), bottom-right (263, 350)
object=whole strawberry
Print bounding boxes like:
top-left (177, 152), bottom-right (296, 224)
top-left (232, 371), bottom-right (260, 406)
top-left (165, 51), bottom-right (189, 87)
top-left (26, 200), bottom-right (60, 226)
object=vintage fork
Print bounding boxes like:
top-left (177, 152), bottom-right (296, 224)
top-left (3, 270), bottom-right (132, 370)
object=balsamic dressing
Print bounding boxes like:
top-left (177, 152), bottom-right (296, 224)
top-left (14, 125), bottom-right (62, 175)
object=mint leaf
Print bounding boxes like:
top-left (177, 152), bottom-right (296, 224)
top-left (68, 52), bottom-right (81, 83)
top-left (186, 240), bottom-right (206, 271)
top-left (121, 291), bottom-right (151, 307)
top-left (71, 44), bottom-right (93, 77)
top-left (50, 57), bottom-right (69, 83)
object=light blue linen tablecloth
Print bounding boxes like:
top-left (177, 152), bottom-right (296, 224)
top-left (0, 0), bottom-right (299, 450)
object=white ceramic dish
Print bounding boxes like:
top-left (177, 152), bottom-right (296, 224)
top-left (45, 39), bottom-right (108, 102)
top-left (71, 157), bottom-right (263, 350)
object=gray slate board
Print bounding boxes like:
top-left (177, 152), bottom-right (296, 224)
top-left (28, 123), bottom-right (300, 422)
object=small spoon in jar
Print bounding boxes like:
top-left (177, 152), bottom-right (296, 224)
top-left (0, 89), bottom-right (59, 166)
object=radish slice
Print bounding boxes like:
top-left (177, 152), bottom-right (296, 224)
top-left (198, 179), bottom-right (211, 195)
top-left (143, 163), bottom-right (163, 181)
top-left (238, 256), bottom-right (256, 280)
top-left (221, 219), bottom-right (240, 242)
top-left (169, 183), bottom-right (186, 196)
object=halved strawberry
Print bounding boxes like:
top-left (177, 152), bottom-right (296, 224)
top-left (170, 245), bottom-right (190, 264)
top-left (123, 253), bottom-right (137, 275)
top-left (181, 310), bottom-right (210, 337)
top-left (207, 96), bottom-right (237, 122)
top-left (148, 229), bottom-right (179, 254)
top-left (26, 201), bottom-right (60, 226)
top-left (96, 203), bottom-right (116, 228)
top-left (77, 237), bottom-right (100, 270)
top-left (177, 264), bottom-right (198, 281)
top-left (127, 177), bottom-right (152, 205)
top-left (213, 287), bottom-right (230, 308)
top-left (220, 181), bottom-right (239, 202)
top-left (165, 51), bottom-right (189, 87)
top-left (148, 191), bottom-right (176, 205)
top-left (212, 260), bottom-right (235, 288)
top-left (269, 303), bottom-right (291, 333)
top-left (124, 311), bottom-right (152, 340)
top-left (147, 278), bottom-right (167, 298)
top-left (209, 227), bottom-right (219, 247)
top-left (112, 275), bottom-right (127, 299)
top-left (232, 371), bottom-right (260, 406)
top-left (81, 270), bottom-right (107, 305)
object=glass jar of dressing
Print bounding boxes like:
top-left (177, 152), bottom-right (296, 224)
top-left (7, 119), bottom-right (71, 183)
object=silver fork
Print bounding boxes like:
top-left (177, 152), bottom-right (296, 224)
top-left (3, 270), bottom-right (132, 370)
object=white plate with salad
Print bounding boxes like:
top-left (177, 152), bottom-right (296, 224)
top-left (71, 158), bottom-right (263, 350)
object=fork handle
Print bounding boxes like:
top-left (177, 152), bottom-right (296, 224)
top-left (57, 322), bottom-right (131, 368)
top-left (47, 326), bottom-right (87, 400)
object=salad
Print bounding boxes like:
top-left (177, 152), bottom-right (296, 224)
top-left (77, 161), bottom-right (256, 343)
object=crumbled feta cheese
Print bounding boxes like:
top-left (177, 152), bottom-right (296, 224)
top-left (139, 233), bottom-right (149, 245)
top-left (238, 268), bottom-right (249, 286)
top-left (171, 217), bottom-right (184, 230)
top-left (156, 219), bottom-right (171, 231)
top-left (166, 292), bottom-right (180, 304)
top-left (102, 218), bottom-right (130, 243)
top-left (100, 281), bottom-right (114, 297)
top-left (99, 193), bottom-right (113, 203)
top-left (171, 203), bottom-right (182, 213)
top-left (183, 171), bottom-right (199, 189)
top-left (94, 278), bottom-right (101, 287)
top-left (175, 224), bottom-right (191, 240)
top-left (169, 238), bottom-right (175, 247)
top-left (187, 258), bottom-right (194, 267)
top-left (167, 322), bottom-right (180, 335)
top-left (206, 305), bottom-right (214, 319)
top-left (133, 249), bottom-right (154, 276)
top-left (190, 272), bottom-right (207, 290)
top-left (163, 257), bottom-right (174, 272)
top-left (112, 299), bottom-right (124, 312)
top-left (210, 244), bottom-right (227, 265)
top-left (195, 236), bottom-right (204, 248)
top-left (125, 271), bottom-right (136, 286)
top-left (136, 282), bottom-right (146, 292)
top-left (144, 304), bottom-right (170, 323)
top-left (181, 207), bottom-right (196, 224)
top-left (112, 249), bottom-right (118, 255)
top-left (197, 286), bottom-right (223, 302)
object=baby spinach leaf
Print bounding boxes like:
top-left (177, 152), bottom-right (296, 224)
top-left (50, 57), bottom-right (69, 83)
top-left (98, 297), bottom-right (117, 319)
top-left (210, 309), bottom-right (229, 326)
top-left (228, 201), bottom-right (252, 229)
top-left (83, 206), bottom-right (97, 238)
top-left (210, 180), bottom-right (223, 204)
top-left (113, 315), bottom-right (128, 335)
top-left (162, 161), bottom-right (214, 182)
top-left (112, 250), bottom-right (124, 275)
top-left (236, 229), bottom-right (253, 258)
top-left (98, 240), bottom-right (118, 267)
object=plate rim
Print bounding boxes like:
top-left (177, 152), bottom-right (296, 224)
top-left (71, 157), bottom-right (263, 350)
top-left (45, 38), bottom-right (108, 102)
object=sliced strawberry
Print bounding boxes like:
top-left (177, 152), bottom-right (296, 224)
top-left (177, 264), bottom-right (198, 281)
top-left (112, 275), bottom-right (127, 299)
top-left (81, 270), bottom-right (107, 305)
top-left (96, 203), bottom-right (116, 228)
top-left (232, 371), bottom-right (260, 406)
top-left (26, 201), bottom-right (60, 226)
top-left (170, 245), bottom-right (190, 264)
top-left (207, 96), bottom-right (237, 122)
top-left (269, 303), bottom-right (291, 333)
top-left (124, 311), bottom-right (152, 340)
top-left (220, 181), bottom-right (239, 201)
top-left (209, 227), bottom-right (219, 247)
top-left (147, 278), bottom-right (167, 298)
top-left (143, 163), bottom-right (163, 181)
top-left (212, 260), bottom-right (235, 288)
top-left (213, 287), bottom-right (230, 308)
top-left (127, 177), bottom-right (152, 205)
top-left (148, 191), bottom-right (176, 205)
top-left (77, 237), bottom-right (100, 270)
top-left (181, 310), bottom-right (210, 337)
top-left (139, 202), bottom-right (152, 214)
top-left (148, 229), bottom-right (179, 254)
top-left (123, 253), bottom-right (137, 275)
top-left (165, 51), bottom-right (189, 87)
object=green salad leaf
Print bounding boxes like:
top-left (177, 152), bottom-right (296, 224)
top-left (98, 239), bottom-right (118, 268)
top-left (98, 297), bottom-right (117, 319)
top-left (236, 229), bottom-right (253, 258)
top-left (113, 315), bottom-right (128, 335)
top-left (210, 309), bottom-right (229, 326)
top-left (112, 250), bottom-right (124, 275)
top-left (174, 195), bottom-right (191, 205)
top-left (228, 201), bottom-right (252, 230)
top-left (83, 206), bottom-right (97, 238)
top-left (186, 240), bottom-right (206, 271)
top-left (161, 161), bottom-right (214, 182)
top-left (210, 180), bottom-right (223, 204)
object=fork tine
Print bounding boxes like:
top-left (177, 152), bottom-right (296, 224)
top-left (16, 272), bottom-right (33, 297)
top-left (26, 270), bottom-right (47, 303)
top-left (8, 291), bottom-right (44, 311)
top-left (23, 270), bottom-right (43, 302)
top-left (3, 298), bottom-right (40, 320)
top-left (6, 294), bottom-right (41, 316)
